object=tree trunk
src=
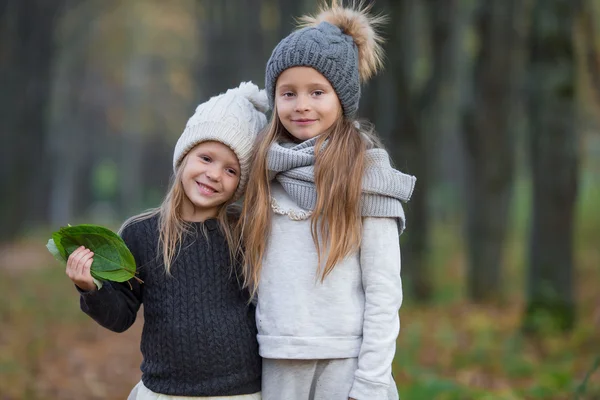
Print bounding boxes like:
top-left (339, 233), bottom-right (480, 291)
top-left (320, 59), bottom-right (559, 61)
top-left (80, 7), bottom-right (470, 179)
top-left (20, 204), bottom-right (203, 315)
top-left (388, 0), bottom-right (431, 300)
top-left (0, 0), bottom-right (64, 239)
top-left (240, 0), bottom-right (265, 84)
top-left (278, 0), bottom-right (299, 38)
top-left (425, 0), bottom-right (470, 220)
top-left (197, 0), bottom-right (238, 99)
top-left (523, 0), bottom-right (578, 334)
top-left (119, 2), bottom-right (146, 217)
top-left (463, 0), bottom-right (533, 302)
top-left (47, 15), bottom-right (90, 227)
top-left (578, 0), bottom-right (600, 107)
top-left (387, 0), bottom-right (464, 301)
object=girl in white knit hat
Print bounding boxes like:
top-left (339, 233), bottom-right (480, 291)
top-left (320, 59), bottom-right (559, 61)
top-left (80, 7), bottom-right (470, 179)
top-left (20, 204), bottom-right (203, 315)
top-left (64, 82), bottom-right (269, 399)
top-left (238, 2), bottom-right (416, 399)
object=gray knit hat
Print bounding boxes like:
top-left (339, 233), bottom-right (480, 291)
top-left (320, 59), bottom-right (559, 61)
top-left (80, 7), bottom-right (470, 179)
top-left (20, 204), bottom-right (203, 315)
top-left (265, 3), bottom-right (385, 117)
top-left (173, 81), bottom-right (269, 201)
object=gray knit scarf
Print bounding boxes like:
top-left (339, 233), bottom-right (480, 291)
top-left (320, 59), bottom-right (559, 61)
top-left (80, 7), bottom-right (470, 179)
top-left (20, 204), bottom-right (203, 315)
top-left (267, 137), bottom-right (417, 232)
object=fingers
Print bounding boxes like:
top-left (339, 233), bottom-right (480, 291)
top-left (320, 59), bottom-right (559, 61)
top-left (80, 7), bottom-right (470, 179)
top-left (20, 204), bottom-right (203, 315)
top-left (65, 246), bottom-right (94, 282)
top-left (83, 255), bottom-right (93, 276)
top-left (66, 246), bottom-right (86, 270)
top-left (75, 249), bottom-right (94, 275)
top-left (67, 246), bottom-right (88, 271)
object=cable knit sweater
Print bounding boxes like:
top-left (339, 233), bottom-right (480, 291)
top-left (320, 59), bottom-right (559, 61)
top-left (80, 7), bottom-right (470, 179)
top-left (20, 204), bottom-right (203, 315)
top-left (77, 214), bottom-right (261, 396)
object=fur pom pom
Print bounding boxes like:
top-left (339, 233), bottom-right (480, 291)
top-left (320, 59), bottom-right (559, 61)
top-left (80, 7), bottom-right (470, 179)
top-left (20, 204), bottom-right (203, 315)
top-left (298, 1), bottom-right (386, 82)
top-left (230, 81), bottom-right (270, 113)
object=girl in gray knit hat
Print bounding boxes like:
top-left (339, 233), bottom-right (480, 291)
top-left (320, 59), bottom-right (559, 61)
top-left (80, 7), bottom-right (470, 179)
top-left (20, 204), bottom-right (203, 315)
top-left (238, 2), bottom-right (416, 400)
top-left (65, 82), bottom-right (269, 400)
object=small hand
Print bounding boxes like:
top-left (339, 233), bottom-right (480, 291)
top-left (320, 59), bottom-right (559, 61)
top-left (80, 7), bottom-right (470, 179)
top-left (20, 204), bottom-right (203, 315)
top-left (66, 246), bottom-right (96, 292)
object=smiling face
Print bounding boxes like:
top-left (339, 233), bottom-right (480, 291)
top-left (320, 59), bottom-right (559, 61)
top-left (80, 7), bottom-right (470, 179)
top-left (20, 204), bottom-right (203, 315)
top-left (275, 66), bottom-right (342, 142)
top-left (180, 141), bottom-right (240, 222)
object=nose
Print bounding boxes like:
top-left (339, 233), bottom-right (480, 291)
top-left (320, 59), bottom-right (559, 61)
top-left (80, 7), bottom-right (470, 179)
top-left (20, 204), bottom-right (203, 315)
top-left (294, 94), bottom-right (310, 112)
top-left (205, 166), bottom-right (221, 182)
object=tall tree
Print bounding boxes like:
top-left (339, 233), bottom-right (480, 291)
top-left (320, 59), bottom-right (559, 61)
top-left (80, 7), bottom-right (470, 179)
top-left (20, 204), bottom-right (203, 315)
top-left (388, 0), bottom-right (464, 300)
top-left (387, 0), bottom-right (429, 300)
top-left (47, 31), bottom-right (89, 227)
top-left (462, 0), bottom-right (532, 302)
top-left (578, 0), bottom-right (600, 108)
top-left (119, 0), bottom-right (147, 217)
top-left (47, 1), bottom-right (111, 226)
top-left (0, 0), bottom-right (66, 239)
top-left (523, 0), bottom-right (579, 333)
top-left (197, 0), bottom-right (257, 99)
top-left (240, 0), bottom-right (266, 84)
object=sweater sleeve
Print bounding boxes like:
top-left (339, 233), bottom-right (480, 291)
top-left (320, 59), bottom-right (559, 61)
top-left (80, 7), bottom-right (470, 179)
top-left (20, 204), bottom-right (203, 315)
top-left (77, 223), bottom-right (144, 333)
top-left (349, 217), bottom-right (402, 400)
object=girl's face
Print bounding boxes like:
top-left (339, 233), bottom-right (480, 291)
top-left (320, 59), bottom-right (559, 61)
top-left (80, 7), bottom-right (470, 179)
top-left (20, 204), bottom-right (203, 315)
top-left (180, 141), bottom-right (240, 222)
top-left (275, 66), bottom-right (342, 141)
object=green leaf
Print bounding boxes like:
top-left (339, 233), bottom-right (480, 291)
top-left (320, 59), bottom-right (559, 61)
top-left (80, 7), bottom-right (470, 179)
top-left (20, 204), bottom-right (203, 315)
top-left (47, 224), bottom-right (137, 283)
top-left (91, 267), bottom-right (135, 282)
top-left (46, 238), bottom-right (66, 263)
top-left (52, 232), bottom-right (67, 260)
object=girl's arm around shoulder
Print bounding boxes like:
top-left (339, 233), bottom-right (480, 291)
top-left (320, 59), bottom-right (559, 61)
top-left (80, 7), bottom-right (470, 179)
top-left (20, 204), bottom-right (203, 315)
top-left (350, 217), bottom-right (402, 400)
top-left (77, 221), bottom-right (144, 333)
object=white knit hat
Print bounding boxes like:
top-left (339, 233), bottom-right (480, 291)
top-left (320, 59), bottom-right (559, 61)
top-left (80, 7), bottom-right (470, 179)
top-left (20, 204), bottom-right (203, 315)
top-left (173, 81), bottom-right (269, 201)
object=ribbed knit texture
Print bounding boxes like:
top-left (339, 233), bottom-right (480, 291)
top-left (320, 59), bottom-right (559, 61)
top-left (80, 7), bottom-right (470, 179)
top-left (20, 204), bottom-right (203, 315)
top-left (78, 215), bottom-right (261, 396)
top-left (265, 21), bottom-right (361, 116)
top-left (267, 138), bottom-right (416, 232)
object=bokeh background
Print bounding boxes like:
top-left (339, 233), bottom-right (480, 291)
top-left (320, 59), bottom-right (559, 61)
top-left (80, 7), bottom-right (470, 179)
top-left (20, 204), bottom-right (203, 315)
top-left (1, 0), bottom-right (599, 399)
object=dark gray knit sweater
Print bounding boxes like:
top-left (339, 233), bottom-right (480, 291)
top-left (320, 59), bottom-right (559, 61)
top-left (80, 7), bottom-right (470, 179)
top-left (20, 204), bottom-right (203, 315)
top-left (78, 214), bottom-right (261, 396)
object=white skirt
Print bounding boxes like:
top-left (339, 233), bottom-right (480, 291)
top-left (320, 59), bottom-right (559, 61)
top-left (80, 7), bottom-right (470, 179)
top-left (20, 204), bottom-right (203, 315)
top-left (128, 380), bottom-right (262, 400)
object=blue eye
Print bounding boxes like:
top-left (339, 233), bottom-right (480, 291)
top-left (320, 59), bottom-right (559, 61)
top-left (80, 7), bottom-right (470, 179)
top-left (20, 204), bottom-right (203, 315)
top-left (199, 155), bottom-right (211, 162)
top-left (282, 92), bottom-right (295, 98)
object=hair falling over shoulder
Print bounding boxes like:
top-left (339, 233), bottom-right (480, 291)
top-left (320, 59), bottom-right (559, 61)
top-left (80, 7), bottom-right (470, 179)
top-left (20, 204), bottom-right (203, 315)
top-left (119, 155), bottom-right (239, 275)
top-left (236, 114), bottom-right (282, 297)
top-left (239, 108), bottom-right (385, 298)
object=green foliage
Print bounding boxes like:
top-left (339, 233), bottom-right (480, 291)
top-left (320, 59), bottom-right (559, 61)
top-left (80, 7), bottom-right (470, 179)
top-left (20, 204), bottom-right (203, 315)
top-left (390, 170), bottom-right (600, 400)
top-left (46, 224), bottom-right (137, 284)
top-left (92, 159), bottom-right (119, 201)
top-left (576, 356), bottom-right (600, 400)
top-left (522, 299), bottom-right (576, 335)
top-left (401, 376), bottom-right (469, 400)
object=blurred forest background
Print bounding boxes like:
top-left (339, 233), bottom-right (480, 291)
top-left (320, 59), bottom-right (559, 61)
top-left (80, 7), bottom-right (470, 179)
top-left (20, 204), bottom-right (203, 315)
top-left (1, 0), bottom-right (599, 399)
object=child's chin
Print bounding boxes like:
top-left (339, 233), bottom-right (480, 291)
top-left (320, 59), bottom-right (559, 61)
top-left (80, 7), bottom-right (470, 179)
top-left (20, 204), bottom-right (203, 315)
top-left (191, 197), bottom-right (221, 208)
top-left (291, 131), bottom-right (318, 141)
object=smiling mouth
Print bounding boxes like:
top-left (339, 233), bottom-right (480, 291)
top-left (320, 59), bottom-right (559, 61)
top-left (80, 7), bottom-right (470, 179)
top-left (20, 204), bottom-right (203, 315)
top-left (197, 182), bottom-right (218, 195)
top-left (292, 119), bottom-right (317, 125)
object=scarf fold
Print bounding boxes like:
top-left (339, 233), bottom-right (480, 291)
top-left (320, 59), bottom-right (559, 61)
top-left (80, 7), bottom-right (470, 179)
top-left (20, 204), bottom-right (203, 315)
top-left (267, 137), bottom-right (416, 232)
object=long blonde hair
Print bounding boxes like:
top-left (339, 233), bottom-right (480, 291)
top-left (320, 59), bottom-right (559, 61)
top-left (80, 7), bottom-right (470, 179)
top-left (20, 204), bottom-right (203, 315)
top-left (239, 105), bottom-right (383, 297)
top-left (119, 154), bottom-right (240, 274)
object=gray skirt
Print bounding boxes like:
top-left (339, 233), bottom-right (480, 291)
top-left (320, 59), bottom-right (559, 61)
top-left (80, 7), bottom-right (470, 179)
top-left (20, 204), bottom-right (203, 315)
top-left (262, 358), bottom-right (399, 400)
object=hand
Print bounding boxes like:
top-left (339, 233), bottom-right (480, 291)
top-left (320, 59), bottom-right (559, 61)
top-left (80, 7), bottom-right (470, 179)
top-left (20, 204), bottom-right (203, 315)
top-left (66, 246), bottom-right (96, 292)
